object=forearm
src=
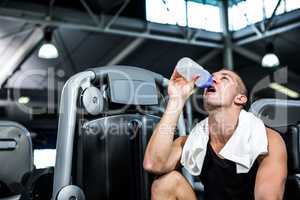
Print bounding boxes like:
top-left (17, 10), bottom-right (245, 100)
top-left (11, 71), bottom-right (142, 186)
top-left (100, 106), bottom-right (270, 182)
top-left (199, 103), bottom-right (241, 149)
top-left (144, 98), bottom-right (184, 172)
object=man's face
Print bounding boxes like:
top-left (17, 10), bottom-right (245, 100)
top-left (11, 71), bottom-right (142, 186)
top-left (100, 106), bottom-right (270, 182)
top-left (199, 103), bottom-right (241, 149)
top-left (203, 69), bottom-right (240, 111)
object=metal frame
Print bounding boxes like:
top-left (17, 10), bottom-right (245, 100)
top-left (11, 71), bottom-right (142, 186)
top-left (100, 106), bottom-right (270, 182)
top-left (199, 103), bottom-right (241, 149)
top-left (106, 37), bottom-right (145, 65)
top-left (197, 49), bottom-right (221, 65)
top-left (249, 98), bottom-right (300, 117)
top-left (249, 98), bottom-right (300, 130)
top-left (104, 0), bottom-right (130, 30)
top-left (79, 0), bottom-right (101, 27)
top-left (52, 71), bottom-right (95, 199)
top-left (233, 8), bottom-right (300, 39)
top-left (264, 0), bottom-right (283, 31)
top-left (220, 0), bottom-right (234, 69)
top-left (236, 21), bottom-right (300, 45)
top-left (0, 2), bottom-right (223, 48)
top-left (232, 45), bottom-right (262, 64)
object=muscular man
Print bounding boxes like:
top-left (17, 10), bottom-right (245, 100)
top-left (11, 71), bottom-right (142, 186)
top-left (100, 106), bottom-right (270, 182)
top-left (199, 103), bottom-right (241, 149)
top-left (143, 69), bottom-right (287, 200)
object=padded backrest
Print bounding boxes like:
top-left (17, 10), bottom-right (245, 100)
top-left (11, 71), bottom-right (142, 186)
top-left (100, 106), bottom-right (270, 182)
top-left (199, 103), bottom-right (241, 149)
top-left (74, 114), bottom-right (160, 200)
top-left (0, 121), bottom-right (33, 196)
top-left (282, 125), bottom-right (300, 174)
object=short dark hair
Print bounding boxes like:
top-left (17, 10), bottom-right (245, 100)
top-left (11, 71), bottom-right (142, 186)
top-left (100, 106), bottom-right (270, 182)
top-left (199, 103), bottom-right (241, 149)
top-left (221, 69), bottom-right (248, 97)
top-left (235, 73), bottom-right (248, 97)
top-left (219, 69), bottom-right (249, 108)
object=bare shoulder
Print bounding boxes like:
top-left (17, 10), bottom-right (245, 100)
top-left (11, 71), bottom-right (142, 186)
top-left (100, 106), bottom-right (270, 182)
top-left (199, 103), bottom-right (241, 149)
top-left (266, 128), bottom-right (286, 151)
top-left (258, 127), bottom-right (287, 163)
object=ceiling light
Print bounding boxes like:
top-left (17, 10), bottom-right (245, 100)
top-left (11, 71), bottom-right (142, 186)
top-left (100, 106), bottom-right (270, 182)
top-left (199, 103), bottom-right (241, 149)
top-left (269, 83), bottom-right (299, 98)
top-left (38, 27), bottom-right (59, 59)
top-left (261, 42), bottom-right (280, 68)
top-left (18, 96), bottom-right (30, 104)
top-left (262, 53), bottom-right (280, 68)
top-left (38, 43), bottom-right (58, 59)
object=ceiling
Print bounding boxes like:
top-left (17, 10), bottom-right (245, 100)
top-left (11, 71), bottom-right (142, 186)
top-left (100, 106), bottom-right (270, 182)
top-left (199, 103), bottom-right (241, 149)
top-left (190, 0), bottom-right (245, 6)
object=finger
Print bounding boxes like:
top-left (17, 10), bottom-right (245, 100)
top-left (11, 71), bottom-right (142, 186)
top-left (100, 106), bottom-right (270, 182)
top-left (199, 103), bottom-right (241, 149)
top-left (174, 77), bottom-right (185, 84)
top-left (170, 69), bottom-right (178, 80)
top-left (185, 75), bottom-right (199, 89)
top-left (170, 69), bottom-right (183, 80)
top-left (191, 75), bottom-right (200, 83)
top-left (187, 76), bottom-right (198, 87)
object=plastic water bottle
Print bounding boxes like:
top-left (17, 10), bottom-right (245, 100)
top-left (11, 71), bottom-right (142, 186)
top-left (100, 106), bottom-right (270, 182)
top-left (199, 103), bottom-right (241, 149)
top-left (176, 57), bottom-right (213, 88)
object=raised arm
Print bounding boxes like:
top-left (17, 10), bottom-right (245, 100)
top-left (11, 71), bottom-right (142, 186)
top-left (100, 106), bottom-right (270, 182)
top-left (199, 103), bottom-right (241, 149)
top-left (255, 128), bottom-right (287, 200)
top-left (143, 69), bottom-right (197, 175)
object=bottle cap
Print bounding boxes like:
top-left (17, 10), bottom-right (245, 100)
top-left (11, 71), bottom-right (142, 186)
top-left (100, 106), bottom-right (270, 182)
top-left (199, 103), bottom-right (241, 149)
top-left (197, 75), bottom-right (213, 88)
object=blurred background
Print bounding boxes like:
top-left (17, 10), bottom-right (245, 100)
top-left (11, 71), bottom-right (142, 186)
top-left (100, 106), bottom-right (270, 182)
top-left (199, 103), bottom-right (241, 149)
top-left (0, 0), bottom-right (299, 167)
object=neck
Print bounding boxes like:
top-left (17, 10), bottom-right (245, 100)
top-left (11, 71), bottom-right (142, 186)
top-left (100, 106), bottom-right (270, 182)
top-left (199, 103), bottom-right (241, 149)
top-left (208, 107), bottom-right (241, 146)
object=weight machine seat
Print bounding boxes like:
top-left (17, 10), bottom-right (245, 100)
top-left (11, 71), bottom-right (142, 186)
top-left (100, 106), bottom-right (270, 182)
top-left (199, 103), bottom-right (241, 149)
top-left (280, 125), bottom-right (300, 199)
top-left (52, 66), bottom-right (186, 200)
top-left (0, 121), bottom-right (33, 199)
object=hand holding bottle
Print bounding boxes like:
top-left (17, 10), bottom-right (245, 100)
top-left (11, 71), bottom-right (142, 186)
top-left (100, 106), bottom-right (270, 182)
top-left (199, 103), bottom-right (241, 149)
top-left (176, 57), bottom-right (212, 88)
top-left (167, 69), bottom-right (198, 105)
top-left (167, 57), bottom-right (212, 109)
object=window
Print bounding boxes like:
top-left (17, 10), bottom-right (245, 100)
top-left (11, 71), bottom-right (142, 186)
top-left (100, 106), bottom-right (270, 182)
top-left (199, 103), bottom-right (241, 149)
top-left (146, 0), bottom-right (221, 32)
top-left (188, 1), bottom-right (221, 32)
top-left (229, 0), bottom-right (300, 31)
top-left (228, 0), bottom-right (264, 31)
top-left (146, 0), bottom-right (187, 26)
top-left (286, 0), bottom-right (300, 12)
top-left (229, 2), bottom-right (248, 30)
top-left (264, 0), bottom-right (285, 18)
top-left (34, 149), bottom-right (56, 169)
top-left (146, 0), bottom-right (300, 32)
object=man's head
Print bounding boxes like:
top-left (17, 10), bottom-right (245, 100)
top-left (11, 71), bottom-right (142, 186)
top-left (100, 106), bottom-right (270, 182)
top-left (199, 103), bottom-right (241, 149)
top-left (203, 69), bottom-right (248, 111)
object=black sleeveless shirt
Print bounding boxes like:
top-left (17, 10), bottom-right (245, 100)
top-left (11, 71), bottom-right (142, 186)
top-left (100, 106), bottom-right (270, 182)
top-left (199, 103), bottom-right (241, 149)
top-left (199, 143), bottom-right (259, 200)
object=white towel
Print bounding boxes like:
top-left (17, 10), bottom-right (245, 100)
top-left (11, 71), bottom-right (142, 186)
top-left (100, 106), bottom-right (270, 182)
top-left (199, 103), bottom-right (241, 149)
top-left (180, 109), bottom-right (268, 176)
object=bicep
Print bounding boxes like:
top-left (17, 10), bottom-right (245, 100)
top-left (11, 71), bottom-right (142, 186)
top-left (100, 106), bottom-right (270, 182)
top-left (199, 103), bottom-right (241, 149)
top-left (255, 128), bottom-right (287, 200)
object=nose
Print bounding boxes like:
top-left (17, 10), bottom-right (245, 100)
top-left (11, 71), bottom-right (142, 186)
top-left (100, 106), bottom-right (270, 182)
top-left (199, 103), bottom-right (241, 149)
top-left (212, 75), bottom-right (220, 84)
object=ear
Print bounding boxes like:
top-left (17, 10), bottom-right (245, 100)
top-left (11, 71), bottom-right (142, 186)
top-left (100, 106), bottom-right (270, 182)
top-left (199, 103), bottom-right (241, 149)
top-left (234, 94), bottom-right (247, 106)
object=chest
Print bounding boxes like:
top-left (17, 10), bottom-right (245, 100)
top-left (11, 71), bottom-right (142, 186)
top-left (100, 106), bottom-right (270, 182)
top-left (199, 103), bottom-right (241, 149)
top-left (199, 144), bottom-right (259, 187)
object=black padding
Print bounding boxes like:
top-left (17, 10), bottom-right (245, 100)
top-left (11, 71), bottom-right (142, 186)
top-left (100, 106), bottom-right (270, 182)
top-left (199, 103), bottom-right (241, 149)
top-left (0, 181), bottom-right (13, 197)
top-left (74, 114), bottom-right (159, 200)
top-left (21, 167), bottom-right (54, 200)
top-left (283, 125), bottom-right (300, 173)
top-left (278, 125), bottom-right (300, 200)
top-left (284, 176), bottom-right (300, 200)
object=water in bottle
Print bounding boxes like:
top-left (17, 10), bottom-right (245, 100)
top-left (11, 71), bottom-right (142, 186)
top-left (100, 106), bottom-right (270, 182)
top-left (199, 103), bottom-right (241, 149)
top-left (175, 57), bottom-right (213, 88)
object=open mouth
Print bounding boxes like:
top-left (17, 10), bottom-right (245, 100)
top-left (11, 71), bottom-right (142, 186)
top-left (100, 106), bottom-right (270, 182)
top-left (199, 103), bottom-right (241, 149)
top-left (206, 86), bottom-right (216, 93)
